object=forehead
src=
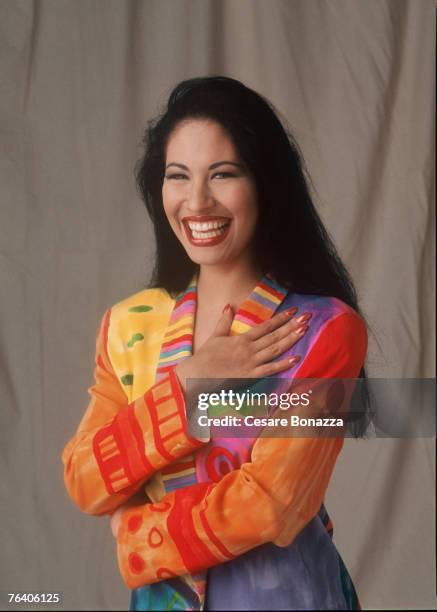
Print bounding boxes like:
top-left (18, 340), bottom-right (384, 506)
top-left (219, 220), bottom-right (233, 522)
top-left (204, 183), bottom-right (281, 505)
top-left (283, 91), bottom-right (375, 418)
top-left (165, 119), bottom-right (238, 161)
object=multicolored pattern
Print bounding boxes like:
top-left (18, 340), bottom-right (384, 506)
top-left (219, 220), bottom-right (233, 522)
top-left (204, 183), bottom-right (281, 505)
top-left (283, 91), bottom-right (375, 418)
top-left (61, 290), bottom-right (204, 517)
top-left (156, 280), bottom-right (197, 380)
top-left (62, 273), bottom-right (367, 610)
top-left (153, 278), bottom-right (204, 605)
top-left (230, 274), bottom-right (287, 334)
top-left (132, 273), bottom-right (290, 608)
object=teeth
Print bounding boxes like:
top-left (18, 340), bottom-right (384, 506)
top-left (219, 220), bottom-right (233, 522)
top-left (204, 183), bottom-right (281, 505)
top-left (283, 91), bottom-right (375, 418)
top-left (187, 220), bottom-right (230, 231)
top-left (192, 226), bottom-right (227, 239)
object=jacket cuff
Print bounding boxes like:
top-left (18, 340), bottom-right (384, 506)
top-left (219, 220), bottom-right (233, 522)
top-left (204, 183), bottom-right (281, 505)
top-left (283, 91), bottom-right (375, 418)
top-left (92, 369), bottom-right (207, 496)
top-left (150, 368), bottom-right (209, 453)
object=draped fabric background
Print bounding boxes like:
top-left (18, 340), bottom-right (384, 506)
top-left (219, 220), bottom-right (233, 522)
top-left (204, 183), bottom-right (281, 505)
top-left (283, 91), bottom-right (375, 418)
top-left (0, 0), bottom-right (435, 609)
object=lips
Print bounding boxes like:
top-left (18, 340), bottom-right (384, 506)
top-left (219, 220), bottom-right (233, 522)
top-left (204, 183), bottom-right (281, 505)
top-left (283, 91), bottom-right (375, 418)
top-left (182, 215), bottom-right (232, 247)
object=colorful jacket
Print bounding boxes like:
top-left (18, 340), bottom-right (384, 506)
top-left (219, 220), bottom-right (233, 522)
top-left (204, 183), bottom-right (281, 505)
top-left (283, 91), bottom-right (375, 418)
top-left (62, 273), bottom-right (367, 610)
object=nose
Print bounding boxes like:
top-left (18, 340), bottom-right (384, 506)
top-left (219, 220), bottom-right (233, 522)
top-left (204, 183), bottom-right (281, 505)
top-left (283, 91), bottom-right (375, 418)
top-left (186, 178), bottom-right (215, 213)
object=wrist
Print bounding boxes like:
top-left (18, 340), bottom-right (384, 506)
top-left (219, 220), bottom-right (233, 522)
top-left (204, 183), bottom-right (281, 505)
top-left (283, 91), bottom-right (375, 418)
top-left (175, 356), bottom-right (204, 393)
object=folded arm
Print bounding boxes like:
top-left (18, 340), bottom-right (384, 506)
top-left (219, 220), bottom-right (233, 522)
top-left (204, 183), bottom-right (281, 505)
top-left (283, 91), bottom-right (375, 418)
top-left (115, 311), bottom-right (368, 588)
top-left (61, 309), bottom-right (205, 516)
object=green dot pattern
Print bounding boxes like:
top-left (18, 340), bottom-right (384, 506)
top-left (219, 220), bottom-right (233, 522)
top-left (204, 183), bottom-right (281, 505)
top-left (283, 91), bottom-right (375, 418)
top-left (121, 374), bottom-right (134, 386)
top-left (128, 305), bottom-right (153, 313)
top-left (127, 332), bottom-right (145, 348)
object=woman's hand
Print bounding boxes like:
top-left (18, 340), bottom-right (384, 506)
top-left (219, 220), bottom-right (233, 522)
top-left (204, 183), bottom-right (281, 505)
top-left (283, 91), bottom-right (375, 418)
top-left (175, 306), bottom-right (311, 392)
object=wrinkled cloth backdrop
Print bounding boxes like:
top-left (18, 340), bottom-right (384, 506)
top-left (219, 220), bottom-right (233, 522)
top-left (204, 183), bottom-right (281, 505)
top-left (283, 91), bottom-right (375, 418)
top-left (0, 0), bottom-right (435, 610)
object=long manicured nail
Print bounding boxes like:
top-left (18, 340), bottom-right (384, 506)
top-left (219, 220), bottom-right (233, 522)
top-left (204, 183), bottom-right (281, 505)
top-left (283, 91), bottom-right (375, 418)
top-left (295, 312), bottom-right (312, 323)
top-left (296, 324), bottom-right (308, 335)
top-left (286, 307), bottom-right (298, 316)
top-left (223, 303), bottom-right (231, 314)
top-left (288, 355), bottom-right (301, 365)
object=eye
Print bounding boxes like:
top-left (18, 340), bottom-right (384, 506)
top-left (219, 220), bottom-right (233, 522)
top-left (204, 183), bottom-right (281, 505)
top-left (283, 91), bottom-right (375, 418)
top-left (212, 171), bottom-right (236, 179)
top-left (165, 173), bottom-right (189, 180)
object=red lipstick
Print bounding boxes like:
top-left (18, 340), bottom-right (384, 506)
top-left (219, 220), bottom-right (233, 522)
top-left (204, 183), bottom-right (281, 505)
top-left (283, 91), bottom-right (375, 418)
top-left (182, 215), bottom-right (232, 247)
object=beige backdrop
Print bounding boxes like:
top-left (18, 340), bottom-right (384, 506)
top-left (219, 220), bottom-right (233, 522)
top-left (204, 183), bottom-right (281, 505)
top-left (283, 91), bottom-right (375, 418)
top-left (0, 0), bottom-right (435, 610)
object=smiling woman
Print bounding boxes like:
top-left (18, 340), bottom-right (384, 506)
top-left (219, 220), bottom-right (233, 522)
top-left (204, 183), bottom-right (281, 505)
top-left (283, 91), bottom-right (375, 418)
top-left (62, 76), bottom-right (369, 611)
top-left (162, 120), bottom-right (258, 266)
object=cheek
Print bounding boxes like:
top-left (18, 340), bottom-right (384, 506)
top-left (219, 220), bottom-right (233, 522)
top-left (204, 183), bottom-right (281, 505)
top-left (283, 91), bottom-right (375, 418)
top-left (231, 189), bottom-right (258, 230)
top-left (162, 191), bottom-right (180, 231)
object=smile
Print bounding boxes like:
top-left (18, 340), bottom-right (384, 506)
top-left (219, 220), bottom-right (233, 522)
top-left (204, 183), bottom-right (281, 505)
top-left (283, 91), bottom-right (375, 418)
top-left (182, 216), bottom-right (231, 247)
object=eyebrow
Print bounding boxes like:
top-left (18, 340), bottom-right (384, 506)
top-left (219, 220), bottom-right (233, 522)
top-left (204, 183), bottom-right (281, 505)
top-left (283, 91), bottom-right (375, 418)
top-left (165, 161), bottom-right (245, 171)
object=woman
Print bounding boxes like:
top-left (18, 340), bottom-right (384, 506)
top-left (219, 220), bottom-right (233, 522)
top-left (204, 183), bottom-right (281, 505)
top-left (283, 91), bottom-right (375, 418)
top-left (62, 76), bottom-right (368, 611)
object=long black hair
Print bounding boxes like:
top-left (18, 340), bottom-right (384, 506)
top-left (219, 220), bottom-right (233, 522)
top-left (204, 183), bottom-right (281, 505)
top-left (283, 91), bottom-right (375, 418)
top-left (135, 76), bottom-right (372, 436)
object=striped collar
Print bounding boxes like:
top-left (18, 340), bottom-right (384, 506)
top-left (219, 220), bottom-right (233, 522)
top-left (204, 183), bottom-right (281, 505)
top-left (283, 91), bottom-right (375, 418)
top-left (155, 273), bottom-right (288, 381)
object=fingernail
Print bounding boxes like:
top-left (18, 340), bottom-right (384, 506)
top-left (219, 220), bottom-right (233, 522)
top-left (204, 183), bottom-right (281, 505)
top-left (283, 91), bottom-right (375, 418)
top-left (295, 313), bottom-right (312, 323)
top-left (286, 307), bottom-right (298, 316)
top-left (223, 303), bottom-right (231, 314)
top-left (296, 324), bottom-right (308, 335)
top-left (288, 355), bottom-right (301, 365)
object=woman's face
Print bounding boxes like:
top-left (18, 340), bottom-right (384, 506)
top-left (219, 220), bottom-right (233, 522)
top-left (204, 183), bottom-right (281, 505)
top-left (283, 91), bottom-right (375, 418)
top-left (162, 119), bottom-right (258, 269)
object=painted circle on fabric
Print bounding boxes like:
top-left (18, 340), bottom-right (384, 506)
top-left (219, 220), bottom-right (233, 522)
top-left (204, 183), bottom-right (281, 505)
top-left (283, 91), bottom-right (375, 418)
top-left (205, 447), bottom-right (239, 482)
top-left (195, 437), bottom-right (255, 483)
top-left (128, 552), bottom-right (145, 574)
top-left (148, 527), bottom-right (164, 548)
top-left (127, 514), bottom-right (143, 534)
top-left (149, 501), bottom-right (171, 512)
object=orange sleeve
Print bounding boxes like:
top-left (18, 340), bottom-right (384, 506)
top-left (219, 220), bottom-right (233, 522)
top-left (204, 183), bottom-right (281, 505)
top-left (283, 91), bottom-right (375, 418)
top-left (61, 309), bottom-right (206, 516)
top-left (115, 311), bottom-right (368, 588)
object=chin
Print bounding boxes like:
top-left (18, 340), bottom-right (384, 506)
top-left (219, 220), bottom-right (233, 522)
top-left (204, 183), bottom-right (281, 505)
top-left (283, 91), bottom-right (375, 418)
top-left (186, 250), bottom-right (230, 267)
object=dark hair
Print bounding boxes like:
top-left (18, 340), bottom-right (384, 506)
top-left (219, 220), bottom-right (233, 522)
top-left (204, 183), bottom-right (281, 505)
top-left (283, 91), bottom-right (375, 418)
top-left (135, 76), bottom-right (372, 437)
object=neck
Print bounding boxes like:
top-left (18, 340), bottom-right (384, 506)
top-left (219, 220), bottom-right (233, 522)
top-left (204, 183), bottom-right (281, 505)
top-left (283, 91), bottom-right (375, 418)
top-left (197, 257), bottom-right (263, 311)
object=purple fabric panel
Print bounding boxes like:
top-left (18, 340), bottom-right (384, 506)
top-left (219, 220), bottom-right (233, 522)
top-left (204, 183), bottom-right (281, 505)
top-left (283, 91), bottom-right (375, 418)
top-left (273, 294), bottom-right (349, 379)
top-left (205, 511), bottom-right (353, 610)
